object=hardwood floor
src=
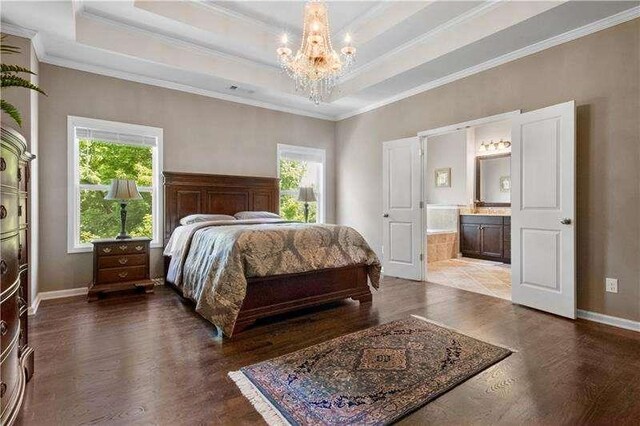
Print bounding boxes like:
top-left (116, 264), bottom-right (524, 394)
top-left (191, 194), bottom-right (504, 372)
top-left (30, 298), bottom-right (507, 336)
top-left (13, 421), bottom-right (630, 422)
top-left (17, 278), bottom-right (640, 425)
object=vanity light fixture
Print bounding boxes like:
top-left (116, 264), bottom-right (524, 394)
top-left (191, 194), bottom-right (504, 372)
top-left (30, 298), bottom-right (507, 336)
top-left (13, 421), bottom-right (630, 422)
top-left (479, 139), bottom-right (511, 153)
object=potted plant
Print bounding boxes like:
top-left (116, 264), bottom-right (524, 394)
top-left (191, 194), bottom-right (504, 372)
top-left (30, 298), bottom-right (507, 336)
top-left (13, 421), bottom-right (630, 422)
top-left (1, 35), bottom-right (46, 127)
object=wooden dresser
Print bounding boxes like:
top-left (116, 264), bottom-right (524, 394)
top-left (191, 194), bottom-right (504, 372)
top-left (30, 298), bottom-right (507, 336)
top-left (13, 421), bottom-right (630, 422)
top-left (88, 238), bottom-right (154, 300)
top-left (1, 127), bottom-right (35, 426)
top-left (460, 214), bottom-right (511, 264)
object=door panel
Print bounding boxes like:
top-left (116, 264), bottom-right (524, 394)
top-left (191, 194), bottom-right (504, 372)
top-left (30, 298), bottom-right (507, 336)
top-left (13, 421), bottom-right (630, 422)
top-left (460, 224), bottom-right (480, 255)
top-left (480, 224), bottom-right (503, 258)
top-left (512, 101), bottom-right (575, 318)
top-left (382, 138), bottom-right (422, 280)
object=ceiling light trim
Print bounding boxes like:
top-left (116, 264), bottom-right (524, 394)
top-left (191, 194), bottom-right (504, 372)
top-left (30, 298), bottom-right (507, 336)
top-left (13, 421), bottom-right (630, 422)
top-left (335, 5), bottom-right (640, 121)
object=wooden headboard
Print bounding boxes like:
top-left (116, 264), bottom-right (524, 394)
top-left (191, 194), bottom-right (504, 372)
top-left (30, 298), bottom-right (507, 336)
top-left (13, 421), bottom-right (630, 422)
top-left (163, 172), bottom-right (279, 243)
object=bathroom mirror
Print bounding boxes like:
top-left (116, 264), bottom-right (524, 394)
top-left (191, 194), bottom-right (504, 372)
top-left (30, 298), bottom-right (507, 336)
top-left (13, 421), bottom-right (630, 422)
top-left (475, 153), bottom-right (511, 206)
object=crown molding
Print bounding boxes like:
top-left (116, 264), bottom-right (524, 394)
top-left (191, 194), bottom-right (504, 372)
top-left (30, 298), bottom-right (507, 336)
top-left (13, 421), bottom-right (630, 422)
top-left (196, 0), bottom-right (291, 37)
top-left (0, 21), bottom-right (37, 39)
top-left (342, 0), bottom-right (501, 83)
top-left (79, 11), bottom-right (280, 71)
top-left (40, 53), bottom-right (335, 121)
top-left (336, 5), bottom-right (640, 121)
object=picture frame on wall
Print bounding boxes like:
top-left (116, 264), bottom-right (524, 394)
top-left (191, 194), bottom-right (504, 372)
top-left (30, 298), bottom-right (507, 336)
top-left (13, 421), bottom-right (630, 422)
top-left (499, 176), bottom-right (511, 193)
top-left (435, 168), bottom-right (451, 188)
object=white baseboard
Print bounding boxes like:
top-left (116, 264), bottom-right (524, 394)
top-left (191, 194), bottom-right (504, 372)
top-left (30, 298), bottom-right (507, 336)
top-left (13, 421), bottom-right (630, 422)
top-left (28, 287), bottom-right (89, 316)
top-left (577, 309), bottom-right (640, 333)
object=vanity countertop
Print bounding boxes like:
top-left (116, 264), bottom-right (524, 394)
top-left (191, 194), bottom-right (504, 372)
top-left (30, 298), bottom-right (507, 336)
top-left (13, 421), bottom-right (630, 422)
top-left (460, 212), bottom-right (510, 217)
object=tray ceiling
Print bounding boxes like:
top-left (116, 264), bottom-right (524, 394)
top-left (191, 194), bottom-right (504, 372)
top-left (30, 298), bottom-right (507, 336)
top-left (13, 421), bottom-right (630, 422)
top-left (2, 1), bottom-right (638, 120)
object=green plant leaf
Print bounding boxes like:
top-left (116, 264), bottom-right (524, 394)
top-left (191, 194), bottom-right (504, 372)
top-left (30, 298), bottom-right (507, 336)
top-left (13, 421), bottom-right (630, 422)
top-left (1, 76), bottom-right (47, 95)
top-left (0, 99), bottom-right (22, 127)
top-left (1, 64), bottom-right (36, 74)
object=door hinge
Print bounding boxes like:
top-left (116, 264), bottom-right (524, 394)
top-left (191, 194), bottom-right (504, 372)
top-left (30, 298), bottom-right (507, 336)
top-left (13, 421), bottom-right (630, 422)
top-left (419, 201), bottom-right (424, 209)
top-left (418, 148), bottom-right (424, 157)
top-left (420, 253), bottom-right (424, 261)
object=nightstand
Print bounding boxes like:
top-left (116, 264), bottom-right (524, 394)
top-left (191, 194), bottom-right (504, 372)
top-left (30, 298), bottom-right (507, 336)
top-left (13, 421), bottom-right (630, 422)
top-left (88, 237), bottom-right (154, 301)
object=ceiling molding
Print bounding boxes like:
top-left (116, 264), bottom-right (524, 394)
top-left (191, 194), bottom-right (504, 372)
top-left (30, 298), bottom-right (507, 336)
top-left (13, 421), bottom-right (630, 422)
top-left (197, 0), bottom-right (294, 37)
top-left (79, 10), bottom-right (279, 72)
top-left (0, 21), bottom-right (45, 60)
top-left (39, 53), bottom-right (335, 121)
top-left (342, 1), bottom-right (501, 83)
top-left (335, 5), bottom-right (640, 121)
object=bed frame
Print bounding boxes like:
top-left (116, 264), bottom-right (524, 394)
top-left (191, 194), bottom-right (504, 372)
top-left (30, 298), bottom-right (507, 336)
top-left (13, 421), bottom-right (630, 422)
top-left (163, 171), bottom-right (372, 335)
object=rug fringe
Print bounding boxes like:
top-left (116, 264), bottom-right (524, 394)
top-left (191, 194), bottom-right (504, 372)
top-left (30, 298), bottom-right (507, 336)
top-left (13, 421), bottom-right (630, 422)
top-left (228, 371), bottom-right (291, 426)
top-left (410, 314), bottom-right (519, 353)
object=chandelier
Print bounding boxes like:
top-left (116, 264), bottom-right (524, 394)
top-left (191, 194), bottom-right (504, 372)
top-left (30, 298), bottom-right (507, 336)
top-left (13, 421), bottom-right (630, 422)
top-left (276, 1), bottom-right (356, 104)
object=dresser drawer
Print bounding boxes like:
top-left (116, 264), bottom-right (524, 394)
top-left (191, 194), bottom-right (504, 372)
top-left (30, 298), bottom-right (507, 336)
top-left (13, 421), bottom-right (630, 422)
top-left (0, 290), bottom-right (20, 355)
top-left (0, 145), bottom-right (19, 190)
top-left (0, 339), bottom-right (20, 416)
top-left (97, 266), bottom-right (147, 284)
top-left (0, 192), bottom-right (19, 234)
top-left (18, 229), bottom-right (28, 267)
top-left (96, 242), bottom-right (147, 256)
top-left (18, 194), bottom-right (27, 228)
top-left (98, 253), bottom-right (146, 269)
top-left (0, 234), bottom-right (19, 292)
top-left (18, 162), bottom-right (27, 192)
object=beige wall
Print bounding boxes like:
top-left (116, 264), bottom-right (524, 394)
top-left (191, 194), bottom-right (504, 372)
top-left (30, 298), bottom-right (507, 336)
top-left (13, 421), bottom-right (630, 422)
top-left (336, 20), bottom-right (640, 322)
top-left (38, 64), bottom-right (336, 292)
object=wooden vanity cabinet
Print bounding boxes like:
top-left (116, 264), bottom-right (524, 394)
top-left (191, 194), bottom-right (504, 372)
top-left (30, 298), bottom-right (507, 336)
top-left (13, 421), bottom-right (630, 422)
top-left (460, 215), bottom-right (510, 263)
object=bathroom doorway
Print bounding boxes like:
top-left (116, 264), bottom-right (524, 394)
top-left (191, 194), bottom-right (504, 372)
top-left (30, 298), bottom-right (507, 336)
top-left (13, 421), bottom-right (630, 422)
top-left (421, 114), bottom-right (513, 300)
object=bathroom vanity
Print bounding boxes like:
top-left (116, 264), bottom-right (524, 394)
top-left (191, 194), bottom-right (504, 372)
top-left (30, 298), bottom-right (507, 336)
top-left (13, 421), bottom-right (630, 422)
top-left (460, 214), bottom-right (510, 263)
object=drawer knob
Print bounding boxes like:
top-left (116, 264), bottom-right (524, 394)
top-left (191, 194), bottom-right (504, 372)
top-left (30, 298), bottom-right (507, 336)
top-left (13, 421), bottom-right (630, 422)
top-left (0, 259), bottom-right (7, 275)
top-left (0, 157), bottom-right (5, 171)
top-left (0, 320), bottom-right (7, 336)
top-left (0, 205), bottom-right (6, 219)
top-left (119, 245), bottom-right (127, 251)
top-left (118, 257), bottom-right (128, 265)
top-left (118, 271), bottom-right (128, 278)
top-left (103, 247), bottom-right (112, 253)
top-left (1, 382), bottom-right (6, 398)
top-left (135, 245), bottom-right (143, 251)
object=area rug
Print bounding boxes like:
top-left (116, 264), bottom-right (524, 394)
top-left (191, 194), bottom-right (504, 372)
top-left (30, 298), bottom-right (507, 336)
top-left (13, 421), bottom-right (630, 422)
top-left (229, 317), bottom-right (513, 425)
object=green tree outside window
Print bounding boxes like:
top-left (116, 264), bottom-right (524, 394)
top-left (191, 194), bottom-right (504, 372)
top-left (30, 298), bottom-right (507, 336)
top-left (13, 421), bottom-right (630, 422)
top-left (78, 139), bottom-right (154, 243)
top-left (279, 158), bottom-right (318, 223)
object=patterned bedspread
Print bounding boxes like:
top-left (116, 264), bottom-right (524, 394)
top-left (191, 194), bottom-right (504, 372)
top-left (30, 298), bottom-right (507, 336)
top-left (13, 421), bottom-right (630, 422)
top-left (164, 220), bottom-right (381, 336)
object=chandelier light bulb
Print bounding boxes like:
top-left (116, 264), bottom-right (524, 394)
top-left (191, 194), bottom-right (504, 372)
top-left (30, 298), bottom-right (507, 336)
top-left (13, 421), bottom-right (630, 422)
top-left (344, 33), bottom-right (352, 44)
top-left (281, 33), bottom-right (288, 45)
top-left (311, 20), bottom-right (320, 32)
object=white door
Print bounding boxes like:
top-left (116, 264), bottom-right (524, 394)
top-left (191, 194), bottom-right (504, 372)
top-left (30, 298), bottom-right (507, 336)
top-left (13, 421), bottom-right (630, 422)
top-left (511, 101), bottom-right (576, 318)
top-left (382, 137), bottom-right (422, 280)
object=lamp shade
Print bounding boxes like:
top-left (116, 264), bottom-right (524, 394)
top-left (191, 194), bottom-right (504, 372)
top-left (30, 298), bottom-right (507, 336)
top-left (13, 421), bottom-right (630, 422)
top-left (104, 179), bottom-right (143, 201)
top-left (298, 187), bottom-right (316, 203)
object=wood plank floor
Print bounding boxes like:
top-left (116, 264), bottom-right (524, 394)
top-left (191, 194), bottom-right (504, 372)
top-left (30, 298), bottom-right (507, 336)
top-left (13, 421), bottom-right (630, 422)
top-left (17, 278), bottom-right (640, 425)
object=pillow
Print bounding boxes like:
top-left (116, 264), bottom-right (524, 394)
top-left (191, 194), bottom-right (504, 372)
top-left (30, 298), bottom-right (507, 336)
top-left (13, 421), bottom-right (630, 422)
top-left (179, 214), bottom-right (236, 225)
top-left (234, 211), bottom-right (282, 220)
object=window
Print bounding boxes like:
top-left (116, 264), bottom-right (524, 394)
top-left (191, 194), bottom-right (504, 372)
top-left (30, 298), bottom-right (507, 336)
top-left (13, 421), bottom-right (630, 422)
top-left (277, 144), bottom-right (326, 223)
top-left (67, 117), bottom-right (163, 253)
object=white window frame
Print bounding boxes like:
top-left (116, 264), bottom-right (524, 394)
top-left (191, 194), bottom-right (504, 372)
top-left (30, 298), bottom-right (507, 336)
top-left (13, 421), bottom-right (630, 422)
top-left (67, 116), bottom-right (164, 253)
top-left (276, 144), bottom-right (326, 223)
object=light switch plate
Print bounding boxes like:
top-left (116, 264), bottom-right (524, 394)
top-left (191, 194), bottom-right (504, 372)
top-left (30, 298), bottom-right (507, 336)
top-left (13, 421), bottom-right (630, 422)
top-left (605, 278), bottom-right (618, 293)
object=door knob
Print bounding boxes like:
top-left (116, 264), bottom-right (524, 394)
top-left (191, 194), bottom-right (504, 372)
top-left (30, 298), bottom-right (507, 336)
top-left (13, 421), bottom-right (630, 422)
top-left (383, 214), bottom-right (389, 218)
top-left (560, 218), bottom-right (572, 225)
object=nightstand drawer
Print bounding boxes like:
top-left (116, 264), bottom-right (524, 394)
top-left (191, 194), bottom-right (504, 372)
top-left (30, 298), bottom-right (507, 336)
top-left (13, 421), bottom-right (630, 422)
top-left (97, 242), bottom-right (147, 256)
top-left (98, 254), bottom-right (146, 269)
top-left (97, 266), bottom-right (147, 284)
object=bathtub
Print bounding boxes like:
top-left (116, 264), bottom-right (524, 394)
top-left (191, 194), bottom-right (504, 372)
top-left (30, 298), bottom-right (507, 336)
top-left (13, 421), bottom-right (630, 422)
top-left (426, 205), bottom-right (459, 263)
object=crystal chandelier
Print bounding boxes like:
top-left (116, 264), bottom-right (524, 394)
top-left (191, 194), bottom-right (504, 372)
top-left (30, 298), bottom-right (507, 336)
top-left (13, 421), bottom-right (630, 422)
top-left (276, 1), bottom-right (356, 104)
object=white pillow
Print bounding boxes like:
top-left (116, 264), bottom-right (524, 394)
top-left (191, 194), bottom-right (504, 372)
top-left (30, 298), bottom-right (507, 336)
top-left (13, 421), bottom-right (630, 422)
top-left (179, 214), bottom-right (236, 225)
top-left (234, 211), bottom-right (282, 220)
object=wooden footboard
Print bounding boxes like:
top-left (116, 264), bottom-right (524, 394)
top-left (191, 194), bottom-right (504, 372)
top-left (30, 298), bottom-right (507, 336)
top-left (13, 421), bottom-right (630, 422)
top-left (164, 256), bottom-right (372, 335)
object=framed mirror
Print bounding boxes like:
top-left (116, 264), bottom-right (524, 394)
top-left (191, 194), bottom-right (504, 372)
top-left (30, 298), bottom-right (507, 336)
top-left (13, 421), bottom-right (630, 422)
top-left (475, 153), bottom-right (511, 206)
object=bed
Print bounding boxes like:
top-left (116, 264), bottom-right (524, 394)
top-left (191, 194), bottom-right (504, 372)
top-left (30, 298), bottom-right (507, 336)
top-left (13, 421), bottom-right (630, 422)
top-left (163, 172), bottom-right (381, 336)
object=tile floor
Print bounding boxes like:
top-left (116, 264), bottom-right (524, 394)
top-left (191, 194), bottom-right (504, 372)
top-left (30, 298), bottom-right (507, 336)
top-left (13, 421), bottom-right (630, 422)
top-left (427, 257), bottom-right (511, 300)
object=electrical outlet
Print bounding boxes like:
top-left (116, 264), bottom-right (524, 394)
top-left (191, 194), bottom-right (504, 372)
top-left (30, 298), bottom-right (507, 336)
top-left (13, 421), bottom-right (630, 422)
top-left (605, 278), bottom-right (618, 293)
